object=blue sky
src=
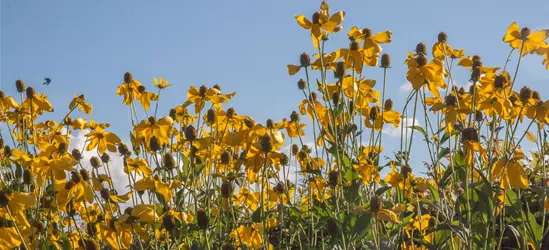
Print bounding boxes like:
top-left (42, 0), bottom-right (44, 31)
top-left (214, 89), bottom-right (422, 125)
top-left (2, 0), bottom-right (549, 172)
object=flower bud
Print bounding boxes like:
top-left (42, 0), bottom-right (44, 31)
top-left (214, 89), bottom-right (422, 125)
top-left (275, 182), bottom-right (285, 194)
top-left (90, 156), bottom-right (101, 168)
top-left (312, 12), bottom-right (320, 24)
top-left (124, 72), bottom-right (133, 83)
top-left (334, 61), bottom-right (345, 79)
top-left (401, 164), bottom-right (412, 178)
top-left (415, 42), bottom-right (427, 55)
top-left (438, 32), bottom-right (448, 43)
top-left (100, 189), bottom-right (111, 201)
top-left (26, 87), bottom-right (35, 99)
top-left (150, 136), bottom-right (161, 152)
top-left (381, 53), bottom-right (391, 68)
top-left (266, 119), bottom-right (275, 129)
top-left (80, 169), bottom-right (90, 182)
top-left (101, 153), bottom-right (110, 163)
top-left (297, 79), bottom-right (307, 90)
top-left (163, 153), bottom-right (175, 169)
top-left (221, 181), bottom-right (232, 198)
top-left (494, 75), bottom-right (507, 89)
top-left (533, 91), bottom-right (541, 100)
top-left (520, 87), bottom-right (533, 103)
top-left (184, 125), bottom-right (197, 141)
top-left (369, 106), bottom-right (380, 120)
top-left (280, 153), bottom-right (289, 166)
top-left (244, 119), bottom-right (254, 129)
top-left (471, 66), bottom-right (481, 81)
top-left (206, 109), bottom-right (217, 124)
top-left (199, 85), bottom-right (208, 96)
top-left (521, 27), bottom-right (531, 40)
top-left (288, 112), bottom-right (299, 123)
top-left (118, 144), bottom-right (130, 156)
top-left (444, 94), bottom-right (457, 107)
top-left (23, 169), bottom-right (33, 185)
top-left (475, 110), bottom-right (483, 122)
top-left (328, 170), bottom-right (340, 186)
top-left (416, 55), bottom-right (428, 67)
top-left (260, 134), bottom-right (273, 153)
top-left (16, 80), bottom-right (25, 93)
top-left (220, 150), bottom-right (230, 165)
top-left (300, 53), bottom-right (310, 67)
top-left (362, 28), bottom-right (372, 38)
top-left (350, 41), bottom-right (359, 51)
top-left (70, 171), bottom-right (82, 183)
top-left (384, 99), bottom-right (393, 111)
top-left (137, 85), bottom-right (146, 93)
top-left (462, 127), bottom-right (479, 142)
top-left (163, 214), bottom-right (176, 233)
top-left (332, 92), bottom-right (339, 105)
top-left (291, 144), bottom-right (299, 155)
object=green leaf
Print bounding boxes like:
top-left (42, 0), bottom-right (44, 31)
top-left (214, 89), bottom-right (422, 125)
top-left (409, 125), bottom-right (428, 141)
top-left (453, 151), bottom-right (466, 167)
top-left (437, 147), bottom-right (451, 161)
top-left (375, 186), bottom-right (392, 196)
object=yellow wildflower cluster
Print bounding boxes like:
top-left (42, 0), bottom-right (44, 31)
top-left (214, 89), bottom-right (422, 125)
top-left (1, 1), bottom-right (549, 249)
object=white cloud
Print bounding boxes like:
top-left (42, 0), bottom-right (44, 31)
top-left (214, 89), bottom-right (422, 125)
top-left (399, 82), bottom-right (413, 92)
top-left (69, 130), bottom-right (130, 194)
top-left (382, 117), bottom-right (421, 137)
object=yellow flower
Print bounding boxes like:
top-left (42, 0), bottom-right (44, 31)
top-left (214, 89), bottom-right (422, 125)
top-left (492, 159), bottom-right (528, 189)
top-left (69, 94), bottom-right (92, 114)
top-left (117, 72), bottom-right (142, 106)
top-left (295, 1), bottom-right (345, 49)
top-left (154, 77), bottom-right (171, 89)
top-left (406, 54), bottom-right (446, 98)
top-left (134, 116), bottom-right (173, 147)
top-left (503, 22), bottom-right (549, 56)
top-left (85, 128), bottom-right (121, 154)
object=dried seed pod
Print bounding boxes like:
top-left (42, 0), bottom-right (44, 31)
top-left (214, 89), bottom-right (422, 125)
top-left (300, 53), bottom-right (310, 67)
top-left (15, 80), bottom-right (25, 93)
top-left (196, 208), bottom-right (209, 230)
top-left (381, 53), bottom-right (391, 68)
top-left (90, 156), bottom-right (101, 168)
